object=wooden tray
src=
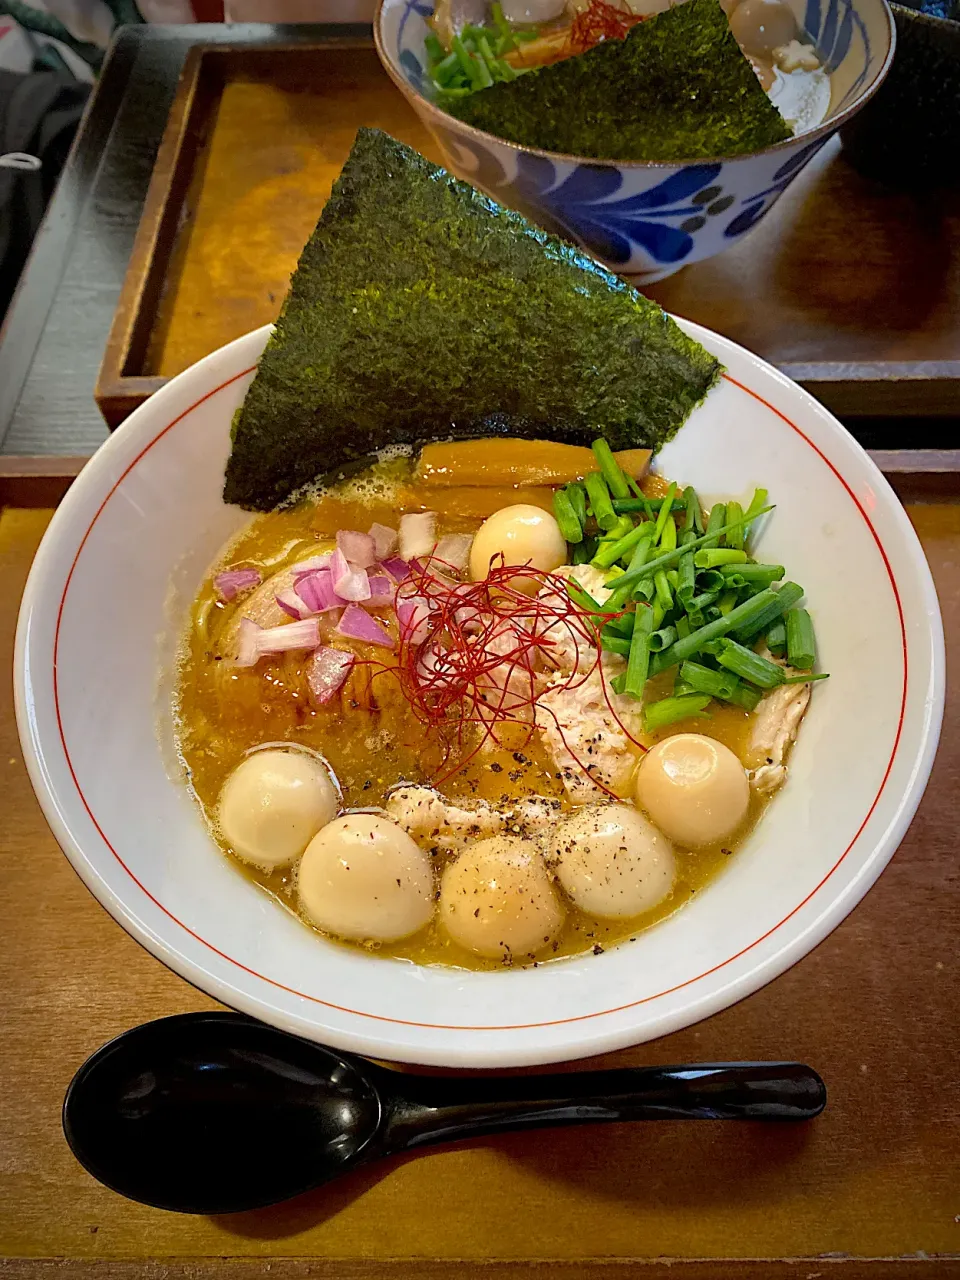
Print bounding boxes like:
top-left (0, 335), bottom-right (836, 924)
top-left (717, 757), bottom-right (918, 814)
top-left (94, 37), bottom-right (960, 429)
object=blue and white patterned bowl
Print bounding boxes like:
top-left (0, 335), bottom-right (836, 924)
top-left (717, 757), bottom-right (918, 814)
top-left (375, 0), bottom-right (895, 282)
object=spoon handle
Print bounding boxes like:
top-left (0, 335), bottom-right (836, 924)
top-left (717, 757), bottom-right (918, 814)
top-left (381, 1062), bottom-right (825, 1152)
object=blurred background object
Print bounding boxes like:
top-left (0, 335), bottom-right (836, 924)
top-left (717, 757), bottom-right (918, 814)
top-left (840, 0), bottom-right (960, 188)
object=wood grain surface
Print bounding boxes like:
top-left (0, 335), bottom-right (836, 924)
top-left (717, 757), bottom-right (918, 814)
top-left (1, 504), bottom-right (958, 1274)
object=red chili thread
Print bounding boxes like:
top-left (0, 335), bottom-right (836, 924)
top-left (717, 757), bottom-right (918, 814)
top-left (567, 0), bottom-right (649, 55)
top-left (361, 556), bottom-right (647, 792)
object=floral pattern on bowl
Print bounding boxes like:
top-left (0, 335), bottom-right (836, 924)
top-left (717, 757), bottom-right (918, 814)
top-left (375, 0), bottom-right (895, 280)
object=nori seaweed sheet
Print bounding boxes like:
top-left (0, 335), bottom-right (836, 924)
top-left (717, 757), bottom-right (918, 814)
top-left (441, 0), bottom-right (792, 163)
top-left (223, 128), bottom-right (721, 511)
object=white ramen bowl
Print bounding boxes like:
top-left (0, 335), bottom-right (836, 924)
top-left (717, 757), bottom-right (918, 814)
top-left (15, 322), bottom-right (943, 1068)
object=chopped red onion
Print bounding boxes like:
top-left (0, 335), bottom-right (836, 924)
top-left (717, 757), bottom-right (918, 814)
top-left (399, 511), bottom-right (436, 561)
top-left (369, 522), bottom-right (398, 559)
top-left (432, 534), bottom-right (473, 573)
top-left (275, 589), bottom-right (303, 620)
top-left (380, 556), bottom-right (410, 583)
top-left (336, 529), bottom-right (376, 568)
top-left (256, 618), bottom-right (320, 655)
top-left (306, 646), bottom-right (354, 704)
top-left (331, 549), bottom-right (371, 602)
top-left (214, 567), bottom-right (261, 601)
top-left (293, 553), bottom-right (331, 575)
top-left (366, 574), bottom-right (395, 608)
top-left (336, 603), bottom-right (394, 649)
top-left (235, 617), bottom-right (262, 667)
top-left (295, 568), bottom-right (341, 614)
top-left (396, 595), bottom-right (433, 646)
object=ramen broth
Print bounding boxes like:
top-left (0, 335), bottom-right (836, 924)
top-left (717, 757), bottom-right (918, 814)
top-left (175, 456), bottom-right (768, 971)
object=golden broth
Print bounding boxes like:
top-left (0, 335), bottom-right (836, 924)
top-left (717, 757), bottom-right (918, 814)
top-left (174, 458), bottom-right (766, 971)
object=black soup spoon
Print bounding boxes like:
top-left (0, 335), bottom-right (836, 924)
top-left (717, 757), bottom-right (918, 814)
top-left (63, 1012), bottom-right (826, 1214)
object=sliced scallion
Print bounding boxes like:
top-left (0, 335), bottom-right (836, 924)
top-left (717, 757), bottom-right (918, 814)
top-left (624, 604), bottom-right (655, 697)
top-left (553, 489), bottom-right (582, 544)
top-left (680, 660), bottom-right (740, 700)
top-left (724, 500), bottom-right (745, 550)
top-left (694, 548), bottom-right (748, 569)
top-left (592, 521), bottom-right (651, 570)
top-left (702, 502), bottom-right (726, 549)
top-left (716, 639), bottom-right (786, 689)
top-left (732, 581), bottom-right (804, 643)
top-left (653, 481), bottom-right (678, 546)
top-left (765, 619), bottom-right (786, 656)
top-left (683, 485), bottom-right (703, 535)
top-left (591, 439), bottom-right (630, 500)
top-left (643, 693), bottom-right (712, 734)
top-left (785, 607), bottom-right (816, 670)
top-left (584, 471), bottom-right (617, 532)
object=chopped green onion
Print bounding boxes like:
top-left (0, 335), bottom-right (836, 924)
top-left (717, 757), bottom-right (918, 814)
top-left (680, 660), bottom-right (740, 700)
top-left (653, 481), bottom-right (678, 546)
top-left (784, 671), bottom-right (830, 684)
top-left (584, 471), bottom-right (617, 532)
top-left (785, 607), bottom-right (816, 670)
top-left (603, 613), bottom-right (634, 639)
top-left (683, 485), bottom-right (703, 535)
top-left (600, 634), bottom-right (631, 657)
top-left (677, 552), bottom-right (696, 604)
top-left (624, 604), bottom-right (655, 697)
top-left (659, 512), bottom-right (677, 554)
top-left (605, 506), bottom-right (775, 594)
top-left (765, 620), bottom-right (786, 656)
top-left (744, 488), bottom-right (769, 531)
top-left (719, 562), bottom-right (785, 585)
top-left (716, 639), bottom-right (786, 689)
top-left (425, 32), bottom-right (445, 60)
top-left (702, 502), bottom-right (726, 549)
top-left (433, 50), bottom-right (461, 82)
top-left (673, 676), bottom-right (695, 696)
top-left (729, 683), bottom-right (763, 711)
top-left (651, 601), bottom-right (665, 629)
top-left (654, 569), bottom-right (673, 612)
top-left (565, 579), bottom-right (618, 629)
top-left (732, 582), bottom-right (804, 643)
top-left (601, 515), bottom-right (635, 542)
top-left (491, 1), bottom-right (517, 48)
top-left (675, 615), bottom-right (691, 640)
top-left (591, 439), bottom-right (630, 500)
top-left (685, 589), bottom-right (721, 613)
top-left (553, 489), bottom-right (583, 544)
top-left (452, 34), bottom-right (480, 84)
top-left (572, 536), bottom-right (597, 565)
top-left (643, 693), bottom-right (712, 734)
top-left (593, 527), bottom-right (655, 573)
top-left (651, 587), bottom-right (781, 670)
top-left (666, 568), bottom-right (679, 591)
top-left (566, 482), bottom-right (587, 529)
top-left (696, 569), bottom-right (725, 593)
top-left (718, 590), bottom-right (738, 616)
top-left (592, 522), bottom-right (651, 570)
top-left (649, 625), bottom-right (677, 652)
top-left (613, 496), bottom-right (685, 514)
top-left (694, 548), bottom-right (748, 569)
top-left (724, 500), bottom-right (745, 551)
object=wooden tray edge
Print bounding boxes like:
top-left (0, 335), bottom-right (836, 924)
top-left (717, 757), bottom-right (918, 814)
top-left (93, 36), bottom-right (378, 429)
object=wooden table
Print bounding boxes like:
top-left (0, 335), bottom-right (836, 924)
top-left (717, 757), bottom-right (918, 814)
top-left (2, 503), bottom-right (958, 1277)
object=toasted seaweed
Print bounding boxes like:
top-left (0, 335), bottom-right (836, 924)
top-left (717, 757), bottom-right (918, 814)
top-left (223, 128), bottom-right (721, 512)
top-left (441, 0), bottom-right (792, 163)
